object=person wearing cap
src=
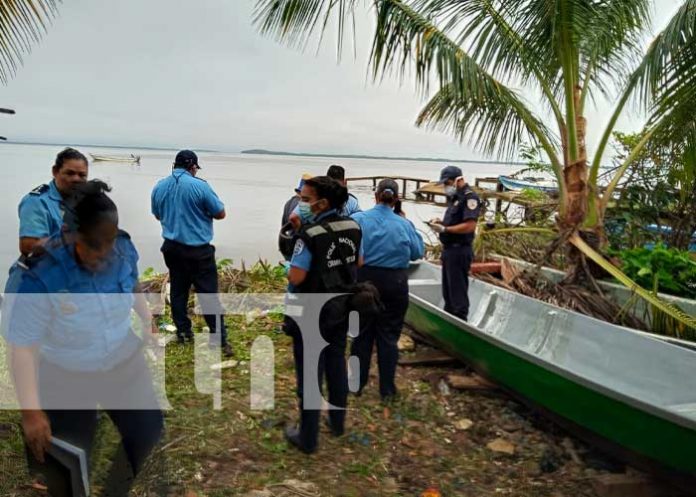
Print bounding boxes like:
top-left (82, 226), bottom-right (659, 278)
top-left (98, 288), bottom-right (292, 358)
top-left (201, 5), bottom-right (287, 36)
top-left (288, 165), bottom-right (361, 229)
top-left (151, 150), bottom-right (232, 356)
top-left (429, 166), bottom-right (481, 321)
top-left (350, 179), bottom-right (424, 401)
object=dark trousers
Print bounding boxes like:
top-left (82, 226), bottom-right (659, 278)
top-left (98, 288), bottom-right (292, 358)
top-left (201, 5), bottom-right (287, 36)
top-left (286, 298), bottom-right (349, 452)
top-left (161, 239), bottom-right (227, 344)
top-left (29, 350), bottom-right (164, 497)
top-left (350, 266), bottom-right (409, 399)
top-left (442, 244), bottom-right (473, 321)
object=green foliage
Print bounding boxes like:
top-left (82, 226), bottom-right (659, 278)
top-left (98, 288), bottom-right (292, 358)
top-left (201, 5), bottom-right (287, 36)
top-left (518, 188), bottom-right (549, 203)
top-left (141, 266), bottom-right (158, 280)
top-left (518, 143), bottom-right (554, 176)
top-left (617, 245), bottom-right (696, 299)
top-left (216, 258), bottom-right (234, 270)
top-left (605, 131), bottom-right (696, 251)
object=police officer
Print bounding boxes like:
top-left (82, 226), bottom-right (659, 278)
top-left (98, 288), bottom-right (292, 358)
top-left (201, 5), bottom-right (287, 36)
top-left (429, 166), bottom-right (481, 321)
top-left (284, 175), bottom-right (362, 453)
top-left (288, 165), bottom-right (361, 230)
top-left (3, 180), bottom-right (163, 496)
top-left (326, 165), bottom-right (361, 216)
top-left (151, 150), bottom-right (232, 356)
top-left (351, 179), bottom-right (424, 401)
top-left (18, 147), bottom-right (88, 255)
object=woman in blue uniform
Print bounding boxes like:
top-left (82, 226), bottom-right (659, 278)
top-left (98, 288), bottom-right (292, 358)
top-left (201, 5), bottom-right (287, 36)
top-left (351, 179), bottom-right (424, 400)
top-left (284, 176), bottom-right (363, 453)
top-left (4, 180), bottom-right (164, 496)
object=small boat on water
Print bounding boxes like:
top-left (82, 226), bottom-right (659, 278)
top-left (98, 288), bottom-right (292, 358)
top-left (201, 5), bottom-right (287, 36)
top-left (498, 174), bottom-right (558, 193)
top-left (406, 261), bottom-right (696, 484)
top-left (89, 153), bottom-right (141, 164)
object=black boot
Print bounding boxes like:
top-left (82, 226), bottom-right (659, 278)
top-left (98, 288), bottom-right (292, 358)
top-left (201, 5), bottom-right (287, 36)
top-left (284, 426), bottom-right (316, 454)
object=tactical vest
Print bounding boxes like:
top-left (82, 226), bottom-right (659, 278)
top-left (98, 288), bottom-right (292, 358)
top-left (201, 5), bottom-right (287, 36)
top-left (295, 214), bottom-right (362, 293)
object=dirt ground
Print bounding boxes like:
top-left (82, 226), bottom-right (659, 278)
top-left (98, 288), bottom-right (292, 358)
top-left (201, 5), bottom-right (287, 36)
top-left (1, 306), bottom-right (641, 497)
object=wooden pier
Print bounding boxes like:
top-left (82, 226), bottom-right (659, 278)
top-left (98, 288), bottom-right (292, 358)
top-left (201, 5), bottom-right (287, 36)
top-left (346, 175), bottom-right (558, 219)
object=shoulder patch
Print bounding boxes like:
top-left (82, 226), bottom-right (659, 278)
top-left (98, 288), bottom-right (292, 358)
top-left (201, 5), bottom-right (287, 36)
top-left (467, 198), bottom-right (479, 210)
top-left (293, 239), bottom-right (305, 256)
top-left (29, 184), bottom-right (49, 196)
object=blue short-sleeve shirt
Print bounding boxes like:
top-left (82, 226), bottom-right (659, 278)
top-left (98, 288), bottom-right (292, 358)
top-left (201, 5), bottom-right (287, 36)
top-left (352, 204), bottom-right (424, 269)
top-left (1, 232), bottom-right (141, 372)
top-left (151, 170), bottom-right (225, 246)
top-left (18, 180), bottom-right (65, 238)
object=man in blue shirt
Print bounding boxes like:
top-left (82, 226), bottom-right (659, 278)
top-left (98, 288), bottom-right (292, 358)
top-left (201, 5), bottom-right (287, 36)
top-left (350, 179), bottom-right (424, 400)
top-left (151, 150), bottom-right (232, 356)
top-left (17, 147), bottom-right (89, 255)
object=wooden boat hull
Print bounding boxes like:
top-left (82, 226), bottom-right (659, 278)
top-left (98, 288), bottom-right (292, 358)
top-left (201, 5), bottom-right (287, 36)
top-left (405, 262), bottom-right (696, 481)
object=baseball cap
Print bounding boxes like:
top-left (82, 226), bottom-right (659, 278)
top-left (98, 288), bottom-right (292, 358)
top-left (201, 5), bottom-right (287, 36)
top-left (174, 150), bottom-right (200, 169)
top-left (376, 178), bottom-right (399, 196)
top-left (437, 165), bottom-right (463, 184)
top-left (295, 173), bottom-right (313, 193)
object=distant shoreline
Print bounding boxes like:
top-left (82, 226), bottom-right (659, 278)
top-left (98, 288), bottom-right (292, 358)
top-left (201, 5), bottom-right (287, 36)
top-left (242, 149), bottom-right (524, 166)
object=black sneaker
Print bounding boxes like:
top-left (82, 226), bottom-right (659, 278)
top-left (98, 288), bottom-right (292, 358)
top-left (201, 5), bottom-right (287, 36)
top-left (284, 426), bottom-right (316, 454)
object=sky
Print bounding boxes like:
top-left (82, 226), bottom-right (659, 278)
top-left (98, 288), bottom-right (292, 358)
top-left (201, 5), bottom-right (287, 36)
top-left (0, 0), bottom-right (684, 160)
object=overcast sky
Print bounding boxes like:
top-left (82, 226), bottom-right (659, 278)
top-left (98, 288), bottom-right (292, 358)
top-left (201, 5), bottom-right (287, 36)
top-left (0, 0), bottom-right (683, 160)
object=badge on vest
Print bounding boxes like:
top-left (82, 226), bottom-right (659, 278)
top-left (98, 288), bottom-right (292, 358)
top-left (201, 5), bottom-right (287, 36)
top-left (467, 199), bottom-right (479, 210)
top-left (293, 239), bottom-right (305, 256)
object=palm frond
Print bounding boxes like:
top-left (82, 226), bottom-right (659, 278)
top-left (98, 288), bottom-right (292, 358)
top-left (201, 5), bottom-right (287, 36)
top-left (570, 234), bottom-right (696, 334)
top-left (416, 81), bottom-right (556, 163)
top-left (369, 1), bottom-right (561, 165)
top-left (0, 0), bottom-right (60, 84)
top-left (253, 0), bottom-right (358, 58)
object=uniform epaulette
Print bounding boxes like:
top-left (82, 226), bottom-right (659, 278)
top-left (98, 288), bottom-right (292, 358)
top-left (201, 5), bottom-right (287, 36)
top-left (29, 184), bottom-right (49, 196)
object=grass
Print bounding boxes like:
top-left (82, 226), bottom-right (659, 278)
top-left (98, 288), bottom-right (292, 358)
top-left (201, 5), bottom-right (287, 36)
top-left (0, 263), bottom-right (607, 496)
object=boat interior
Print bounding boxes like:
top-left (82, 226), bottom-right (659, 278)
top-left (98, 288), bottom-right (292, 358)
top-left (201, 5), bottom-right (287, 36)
top-left (407, 262), bottom-right (696, 426)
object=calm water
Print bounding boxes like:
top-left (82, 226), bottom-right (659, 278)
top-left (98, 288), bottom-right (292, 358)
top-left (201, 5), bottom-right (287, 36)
top-left (0, 143), bottom-right (516, 285)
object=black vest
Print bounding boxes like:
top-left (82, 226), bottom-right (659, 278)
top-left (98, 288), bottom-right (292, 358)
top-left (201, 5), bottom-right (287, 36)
top-left (296, 214), bottom-right (362, 293)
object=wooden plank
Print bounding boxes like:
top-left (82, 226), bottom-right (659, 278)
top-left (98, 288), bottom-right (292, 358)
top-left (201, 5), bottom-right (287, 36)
top-left (398, 350), bottom-right (459, 366)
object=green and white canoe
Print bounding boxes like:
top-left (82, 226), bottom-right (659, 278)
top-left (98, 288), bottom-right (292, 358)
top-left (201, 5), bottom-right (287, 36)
top-left (406, 261), bottom-right (696, 483)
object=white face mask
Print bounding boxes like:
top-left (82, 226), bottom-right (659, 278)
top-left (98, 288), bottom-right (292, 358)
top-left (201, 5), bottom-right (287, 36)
top-left (444, 185), bottom-right (457, 196)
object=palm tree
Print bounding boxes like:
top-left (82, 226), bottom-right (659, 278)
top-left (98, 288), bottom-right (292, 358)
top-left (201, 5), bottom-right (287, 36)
top-left (254, 0), bottom-right (696, 283)
top-left (0, 0), bottom-right (60, 139)
top-left (0, 0), bottom-right (60, 83)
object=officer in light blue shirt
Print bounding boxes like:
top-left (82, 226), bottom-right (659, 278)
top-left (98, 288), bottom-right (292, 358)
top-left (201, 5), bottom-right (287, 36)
top-left (17, 147), bottom-right (89, 255)
top-left (3, 180), bottom-right (163, 495)
top-left (151, 150), bottom-right (232, 356)
top-left (350, 178), bottom-right (424, 400)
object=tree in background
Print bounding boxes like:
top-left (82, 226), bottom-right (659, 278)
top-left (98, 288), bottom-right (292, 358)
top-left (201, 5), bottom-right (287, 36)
top-left (254, 0), bottom-right (696, 285)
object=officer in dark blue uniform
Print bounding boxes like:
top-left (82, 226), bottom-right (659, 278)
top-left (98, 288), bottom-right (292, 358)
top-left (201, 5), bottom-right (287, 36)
top-left (151, 150), bottom-right (232, 356)
top-left (3, 180), bottom-right (163, 496)
top-left (351, 179), bottom-right (424, 400)
top-left (284, 175), bottom-right (362, 453)
top-left (429, 166), bottom-right (481, 321)
top-left (17, 147), bottom-right (88, 255)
